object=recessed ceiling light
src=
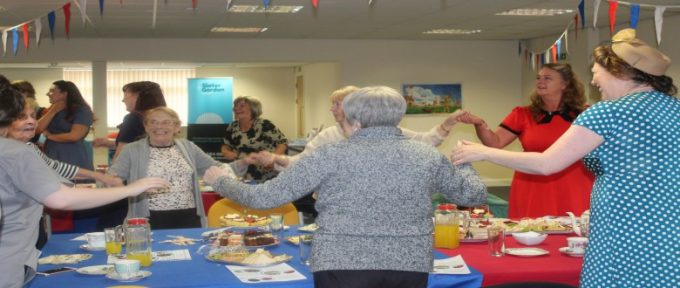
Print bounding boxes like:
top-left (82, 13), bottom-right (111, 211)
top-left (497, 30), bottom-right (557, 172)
top-left (496, 9), bottom-right (574, 16)
top-left (210, 27), bottom-right (269, 33)
top-left (228, 5), bottom-right (303, 13)
top-left (423, 29), bottom-right (482, 35)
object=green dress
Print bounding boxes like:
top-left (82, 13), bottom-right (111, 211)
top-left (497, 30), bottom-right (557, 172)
top-left (573, 91), bottom-right (679, 287)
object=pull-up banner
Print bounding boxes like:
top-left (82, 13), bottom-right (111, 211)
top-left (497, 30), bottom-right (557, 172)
top-left (187, 77), bottom-right (233, 162)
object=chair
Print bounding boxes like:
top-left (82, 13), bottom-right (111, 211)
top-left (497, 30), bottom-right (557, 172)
top-left (206, 198), bottom-right (299, 228)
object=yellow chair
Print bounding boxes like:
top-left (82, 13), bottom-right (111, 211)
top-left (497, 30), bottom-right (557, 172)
top-left (207, 198), bottom-right (299, 228)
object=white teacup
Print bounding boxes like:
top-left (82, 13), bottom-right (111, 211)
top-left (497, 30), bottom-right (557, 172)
top-left (114, 259), bottom-right (141, 279)
top-left (567, 236), bottom-right (588, 254)
top-left (86, 232), bottom-right (106, 249)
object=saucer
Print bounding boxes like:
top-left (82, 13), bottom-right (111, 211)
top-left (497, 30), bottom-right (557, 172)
top-left (505, 247), bottom-right (549, 257)
top-left (559, 247), bottom-right (584, 257)
top-left (106, 270), bottom-right (152, 282)
top-left (76, 265), bottom-right (114, 275)
top-left (80, 244), bottom-right (106, 251)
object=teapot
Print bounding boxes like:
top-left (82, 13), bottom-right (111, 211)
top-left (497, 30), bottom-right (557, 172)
top-left (566, 210), bottom-right (590, 237)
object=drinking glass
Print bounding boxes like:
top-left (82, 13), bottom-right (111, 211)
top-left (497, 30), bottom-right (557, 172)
top-left (105, 226), bottom-right (123, 255)
top-left (269, 213), bottom-right (284, 241)
top-left (299, 234), bottom-right (313, 266)
top-left (487, 226), bottom-right (505, 257)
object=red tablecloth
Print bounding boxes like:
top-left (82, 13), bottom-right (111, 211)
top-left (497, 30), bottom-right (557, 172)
top-left (439, 233), bottom-right (583, 286)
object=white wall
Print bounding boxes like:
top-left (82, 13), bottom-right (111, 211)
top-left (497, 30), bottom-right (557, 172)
top-left (0, 68), bottom-right (61, 108)
top-left (1, 38), bottom-right (526, 185)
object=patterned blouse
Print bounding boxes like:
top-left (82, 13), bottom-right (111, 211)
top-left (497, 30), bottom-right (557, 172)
top-left (223, 118), bottom-right (287, 181)
top-left (146, 146), bottom-right (195, 211)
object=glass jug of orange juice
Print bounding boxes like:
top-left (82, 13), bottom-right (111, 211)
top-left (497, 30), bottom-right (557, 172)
top-left (434, 203), bottom-right (459, 249)
top-left (124, 218), bottom-right (153, 267)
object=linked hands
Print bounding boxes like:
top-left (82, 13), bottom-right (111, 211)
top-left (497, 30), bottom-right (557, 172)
top-left (450, 140), bottom-right (491, 165)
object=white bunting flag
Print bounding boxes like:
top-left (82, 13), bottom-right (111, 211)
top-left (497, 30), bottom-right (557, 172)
top-left (593, 0), bottom-right (601, 29)
top-left (654, 6), bottom-right (666, 46)
top-left (79, 0), bottom-right (88, 25)
top-left (34, 18), bottom-right (42, 46)
top-left (2, 30), bottom-right (7, 56)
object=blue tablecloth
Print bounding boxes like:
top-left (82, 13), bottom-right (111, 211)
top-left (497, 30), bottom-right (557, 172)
top-left (28, 227), bottom-right (482, 288)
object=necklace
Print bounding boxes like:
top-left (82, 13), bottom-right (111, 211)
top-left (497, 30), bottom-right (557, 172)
top-left (149, 142), bottom-right (174, 148)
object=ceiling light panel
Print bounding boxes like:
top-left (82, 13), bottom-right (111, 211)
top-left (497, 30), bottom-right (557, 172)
top-left (496, 9), bottom-right (574, 16)
top-left (228, 5), bottom-right (303, 14)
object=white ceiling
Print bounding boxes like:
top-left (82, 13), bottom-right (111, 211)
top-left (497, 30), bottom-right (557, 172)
top-left (1, 0), bottom-right (678, 41)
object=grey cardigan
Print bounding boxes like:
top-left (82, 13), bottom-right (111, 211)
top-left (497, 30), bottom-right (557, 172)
top-left (110, 137), bottom-right (226, 227)
top-left (212, 126), bottom-right (486, 273)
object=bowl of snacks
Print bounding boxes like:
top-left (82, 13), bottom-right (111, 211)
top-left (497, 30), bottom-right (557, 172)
top-left (512, 231), bottom-right (548, 246)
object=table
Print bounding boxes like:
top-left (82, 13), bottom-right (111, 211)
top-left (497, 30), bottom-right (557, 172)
top-left (439, 233), bottom-right (583, 286)
top-left (29, 227), bottom-right (482, 288)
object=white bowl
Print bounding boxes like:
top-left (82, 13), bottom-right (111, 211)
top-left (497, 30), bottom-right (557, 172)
top-left (512, 231), bottom-right (547, 246)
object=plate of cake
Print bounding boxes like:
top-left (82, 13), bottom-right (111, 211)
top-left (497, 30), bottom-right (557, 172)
top-left (212, 229), bottom-right (279, 249)
top-left (219, 214), bottom-right (272, 227)
top-left (206, 248), bottom-right (292, 267)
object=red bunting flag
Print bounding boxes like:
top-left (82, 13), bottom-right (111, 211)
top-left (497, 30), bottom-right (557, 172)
top-left (22, 23), bottom-right (29, 50)
top-left (608, 1), bottom-right (618, 35)
top-left (312, 0), bottom-right (319, 8)
top-left (574, 14), bottom-right (579, 40)
top-left (551, 45), bottom-right (557, 63)
top-left (192, 0), bottom-right (197, 10)
top-left (63, 2), bottom-right (72, 38)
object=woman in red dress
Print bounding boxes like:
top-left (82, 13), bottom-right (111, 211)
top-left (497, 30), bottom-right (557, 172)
top-left (457, 63), bottom-right (594, 218)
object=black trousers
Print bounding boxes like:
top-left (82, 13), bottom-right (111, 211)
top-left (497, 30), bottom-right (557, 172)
top-left (149, 208), bottom-right (201, 230)
top-left (314, 270), bottom-right (428, 288)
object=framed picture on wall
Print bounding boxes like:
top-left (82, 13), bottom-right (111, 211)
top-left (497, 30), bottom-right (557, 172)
top-left (402, 84), bottom-right (462, 114)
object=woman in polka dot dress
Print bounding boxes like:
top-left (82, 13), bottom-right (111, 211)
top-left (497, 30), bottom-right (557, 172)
top-left (452, 28), bottom-right (678, 287)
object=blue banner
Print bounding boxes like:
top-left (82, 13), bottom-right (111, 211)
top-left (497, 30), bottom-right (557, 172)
top-left (188, 77), bottom-right (233, 124)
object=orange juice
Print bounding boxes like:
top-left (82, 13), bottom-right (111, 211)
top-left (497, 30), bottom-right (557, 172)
top-left (434, 223), bottom-right (459, 249)
top-left (127, 251), bottom-right (153, 267)
top-left (105, 241), bottom-right (122, 255)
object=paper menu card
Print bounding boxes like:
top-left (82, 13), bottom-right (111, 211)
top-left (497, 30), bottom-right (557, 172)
top-left (432, 255), bottom-right (471, 274)
top-left (106, 249), bottom-right (191, 264)
top-left (225, 263), bottom-right (306, 283)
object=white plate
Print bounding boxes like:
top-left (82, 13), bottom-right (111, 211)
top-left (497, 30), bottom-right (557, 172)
top-left (206, 253), bottom-right (292, 267)
top-left (106, 270), bottom-right (152, 282)
top-left (80, 244), bottom-right (106, 251)
top-left (559, 247), bottom-right (584, 257)
top-left (505, 247), bottom-right (550, 257)
top-left (76, 265), bottom-right (114, 275)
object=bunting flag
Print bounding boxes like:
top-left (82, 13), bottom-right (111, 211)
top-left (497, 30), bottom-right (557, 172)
top-left (369, 0), bottom-right (374, 5)
top-left (22, 23), bottom-right (29, 51)
top-left (63, 3), bottom-right (72, 38)
top-left (654, 6), bottom-right (666, 45)
top-left (48, 11), bottom-right (56, 40)
top-left (99, 0), bottom-right (105, 16)
top-left (34, 18), bottom-right (42, 45)
top-left (551, 45), bottom-right (557, 62)
top-left (574, 14), bottom-right (579, 39)
top-left (608, 0), bottom-right (618, 35)
top-left (578, 0), bottom-right (585, 28)
top-left (12, 28), bottom-right (19, 55)
top-left (556, 38), bottom-right (562, 58)
top-left (564, 31), bottom-right (569, 54)
top-left (593, 0), bottom-right (601, 28)
top-left (226, 0), bottom-right (233, 10)
top-left (78, 0), bottom-right (87, 25)
top-left (630, 4), bottom-right (640, 29)
top-left (1, 30), bottom-right (7, 56)
top-left (312, 0), bottom-right (319, 9)
top-left (192, 0), bottom-right (197, 10)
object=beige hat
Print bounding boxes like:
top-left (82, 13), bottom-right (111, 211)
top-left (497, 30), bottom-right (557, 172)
top-left (611, 28), bottom-right (671, 76)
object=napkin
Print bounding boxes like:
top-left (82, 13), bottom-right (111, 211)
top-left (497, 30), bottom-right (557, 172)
top-left (225, 263), bottom-right (306, 283)
top-left (432, 255), bottom-right (471, 274)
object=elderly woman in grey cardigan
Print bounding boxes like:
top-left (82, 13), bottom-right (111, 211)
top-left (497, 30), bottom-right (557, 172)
top-left (109, 107), bottom-right (244, 229)
top-left (204, 86), bottom-right (486, 288)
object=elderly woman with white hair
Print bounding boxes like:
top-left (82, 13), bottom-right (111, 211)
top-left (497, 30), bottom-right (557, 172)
top-left (204, 86), bottom-right (486, 288)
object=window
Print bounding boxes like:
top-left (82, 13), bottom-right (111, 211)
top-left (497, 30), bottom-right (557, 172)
top-left (64, 69), bottom-right (195, 127)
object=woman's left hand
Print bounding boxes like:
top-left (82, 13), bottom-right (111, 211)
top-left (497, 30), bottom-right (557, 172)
top-left (450, 140), bottom-right (490, 165)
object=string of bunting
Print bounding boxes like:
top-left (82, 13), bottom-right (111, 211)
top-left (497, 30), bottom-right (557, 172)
top-left (523, 0), bottom-right (680, 71)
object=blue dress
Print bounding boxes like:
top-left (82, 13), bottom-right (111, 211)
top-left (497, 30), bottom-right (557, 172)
top-left (573, 91), bottom-right (679, 287)
top-left (44, 105), bottom-right (94, 170)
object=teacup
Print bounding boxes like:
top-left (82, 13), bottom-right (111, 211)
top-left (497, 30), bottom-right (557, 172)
top-left (114, 259), bottom-right (141, 279)
top-left (86, 232), bottom-right (106, 249)
top-left (567, 236), bottom-right (588, 254)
